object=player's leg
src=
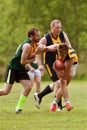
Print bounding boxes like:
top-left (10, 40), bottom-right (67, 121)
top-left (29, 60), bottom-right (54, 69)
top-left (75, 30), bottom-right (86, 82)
top-left (15, 70), bottom-right (32, 114)
top-left (34, 64), bottom-right (54, 109)
top-left (0, 83), bottom-right (12, 96)
top-left (27, 71), bottom-right (34, 87)
top-left (64, 64), bottom-right (78, 110)
top-left (0, 66), bottom-right (14, 96)
top-left (57, 79), bottom-right (73, 111)
top-left (45, 63), bottom-right (63, 110)
top-left (65, 64), bottom-right (78, 110)
top-left (34, 69), bottom-right (41, 93)
top-left (53, 80), bottom-right (63, 111)
top-left (34, 83), bottom-right (53, 109)
top-left (50, 76), bottom-right (73, 112)
top-left (34, 64), bottom-right (62, 109)
top-left (15, 79), bottom-right (32, 113)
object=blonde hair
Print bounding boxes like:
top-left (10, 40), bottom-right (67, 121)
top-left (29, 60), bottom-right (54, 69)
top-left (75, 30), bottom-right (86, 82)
top-left (50, 19), bottom-right (61, 28)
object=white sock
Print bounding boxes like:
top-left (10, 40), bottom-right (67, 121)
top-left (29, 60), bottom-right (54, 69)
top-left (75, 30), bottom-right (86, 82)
top-left (65, 99), bottom-right (70, 104)
top-left (53, 99), bottom-right (58, 105)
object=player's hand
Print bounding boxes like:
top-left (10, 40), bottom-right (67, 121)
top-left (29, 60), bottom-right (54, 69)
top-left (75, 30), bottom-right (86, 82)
top-left (39, 65), bottom-right (44, 71)
top-left (41, 70), bottom-right (44, 76)
top-left (35, 44), bottom-right (48, 54)
top-left (39, 65), bottom-right (44, 76)
top-left (30, 67), bottom-right (35, 72)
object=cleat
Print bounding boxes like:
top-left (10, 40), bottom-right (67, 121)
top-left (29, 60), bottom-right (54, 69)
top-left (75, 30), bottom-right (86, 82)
top-left (66, 103), bottom-right (73, 111)
top-left (57, 106), bottom-right (64, 112)
top-left (34, 93), bottom-right (41, 109)
top-left (57, 108), bottom-right (63, 112)
top-left (50, 103), bottom-right (56, 112)
top-left (14, 109), bottom-right (22, 114)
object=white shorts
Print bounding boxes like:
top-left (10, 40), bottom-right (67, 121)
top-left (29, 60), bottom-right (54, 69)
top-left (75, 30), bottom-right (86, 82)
top-left (28, 69), bottom-right (41, 79)
top-left (70, 63), bottom-right (78, 76)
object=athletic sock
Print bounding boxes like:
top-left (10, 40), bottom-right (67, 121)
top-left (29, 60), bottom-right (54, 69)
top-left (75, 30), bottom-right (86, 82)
top-left (57, 98), bottom-right (62, 107)
top-left (65, 99), bottom-right (70, 104)
top-left (53, 99), bottom-right (58, 105)
top-left (15, 95), bottom-right (27, 110)
top-left (38, 85), bottom-right (52, 99)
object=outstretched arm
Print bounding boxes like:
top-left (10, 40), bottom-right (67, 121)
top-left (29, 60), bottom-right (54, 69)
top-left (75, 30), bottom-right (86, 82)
top-left (36, 44), bottom-right (58, 54)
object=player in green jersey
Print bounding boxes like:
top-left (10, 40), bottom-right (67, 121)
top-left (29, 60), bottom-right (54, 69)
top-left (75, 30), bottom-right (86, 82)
top-left (0, 28), bottom-right (40, 114)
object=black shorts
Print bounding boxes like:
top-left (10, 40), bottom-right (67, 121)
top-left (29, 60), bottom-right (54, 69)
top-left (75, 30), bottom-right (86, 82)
top-left (4, 66), bottom-right (30, 84)
top-left (45, 63), bottom-right (59, 82)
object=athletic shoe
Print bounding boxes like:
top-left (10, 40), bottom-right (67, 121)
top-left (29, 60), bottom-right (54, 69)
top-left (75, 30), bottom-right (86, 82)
top-left (50, 103), bottom-right (56, 112)
top-left (34, 93), bottom-right (41, 109)
top-left (57, 106), bottom-right (63, 112)
top-left (14, 109), bottom-right (22, 114)
top-left (66, 103), bottom-right (73, 111)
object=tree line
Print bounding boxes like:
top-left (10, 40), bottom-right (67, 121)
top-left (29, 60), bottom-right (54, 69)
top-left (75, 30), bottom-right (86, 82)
top-left (0, 0), bottom-right (87, 81)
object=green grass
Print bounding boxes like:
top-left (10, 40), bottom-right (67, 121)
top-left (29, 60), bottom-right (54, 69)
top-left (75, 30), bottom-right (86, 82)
top-left (0, 80), bottom-right (87, 130)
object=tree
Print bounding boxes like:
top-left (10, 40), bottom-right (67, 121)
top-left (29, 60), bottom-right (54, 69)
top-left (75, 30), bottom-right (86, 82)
top-left (0, 0), bottom-right (87, 81)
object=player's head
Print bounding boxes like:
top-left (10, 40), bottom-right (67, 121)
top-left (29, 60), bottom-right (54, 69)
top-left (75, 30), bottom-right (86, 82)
top-left (58, 43), bottom-right (68, 60)
top-left (28, 28), bottom-right (40, 42)
top-left (50, 19), bottom-right (62, 35)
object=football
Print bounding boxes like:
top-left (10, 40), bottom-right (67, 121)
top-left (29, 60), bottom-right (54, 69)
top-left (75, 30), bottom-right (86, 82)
top-left (54, 60), bottom-right (65, 70)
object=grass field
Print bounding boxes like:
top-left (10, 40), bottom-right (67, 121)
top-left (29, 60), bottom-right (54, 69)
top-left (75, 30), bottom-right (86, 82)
top-left (0, 80), bottom-right (87, 130)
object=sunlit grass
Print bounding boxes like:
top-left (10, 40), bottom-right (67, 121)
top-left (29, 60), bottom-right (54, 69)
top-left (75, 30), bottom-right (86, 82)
top-left (0, 80), bottom-right (87, 130)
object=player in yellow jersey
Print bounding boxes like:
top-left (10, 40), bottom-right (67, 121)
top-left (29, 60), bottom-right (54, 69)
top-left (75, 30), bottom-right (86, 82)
top-left (35, 43), bottom-right (78, 111)
top-left (0, 28), bottom-right (40, 113)
top-left (34, 19), bottom-right (72, 110)
top-left (49, 44), bottom-right (78, 111)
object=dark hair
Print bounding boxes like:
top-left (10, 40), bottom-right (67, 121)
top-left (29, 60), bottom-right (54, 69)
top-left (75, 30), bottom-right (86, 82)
top-left (28, 28), bottom-right (39, 37)
top-left (59, 44), bottom-right (68, 54)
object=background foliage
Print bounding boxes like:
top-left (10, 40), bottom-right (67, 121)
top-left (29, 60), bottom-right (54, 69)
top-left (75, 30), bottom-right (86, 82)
top-left (0, 0), bottom-right (87, 81)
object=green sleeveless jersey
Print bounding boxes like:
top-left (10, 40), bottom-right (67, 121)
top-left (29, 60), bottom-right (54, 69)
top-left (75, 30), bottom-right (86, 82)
top-left (30, 60), bottom-right (38, 69)
top-left (8, 38), bottom-right (31, 70)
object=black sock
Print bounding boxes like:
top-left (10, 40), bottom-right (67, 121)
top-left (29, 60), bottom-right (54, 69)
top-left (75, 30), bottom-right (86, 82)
top-left (38, 85), bottom-right (52, 99)
top-left (57, 99), bottom-right (62, 107)
top-left (54, 95), bottom-right (62, 108)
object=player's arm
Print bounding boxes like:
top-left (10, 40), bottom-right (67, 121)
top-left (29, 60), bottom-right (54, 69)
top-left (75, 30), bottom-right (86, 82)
top-left (35, 37), bottom-right (47, 54)
top-left (36, 37), bottom-right (47, 71)
top-left (46, 44), bottom-right (58, 52)
top-left (63, 58), bottom-right (74, 78)
top-left (26, 63), bottom-right (32, 69)
top-left (63, 32), bottom-right (72, 48)
top-left (39, 36), bottom-right (47, 45)
top-left (26, 63), bottom-right (35, 72)
top-left (53, 58), bottom-right (74, 79)
top-left (26, 63), bottom-right (34, 70)
top-left (21, 43), bottom-right (35, 65)
top-left (53, 63), bottom-right (65, 79)
top-left (36, 43), bottom-right (58, 54)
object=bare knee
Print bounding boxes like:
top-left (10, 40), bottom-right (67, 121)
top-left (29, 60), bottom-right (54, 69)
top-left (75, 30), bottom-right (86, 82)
top-left (4, 89), bottom-right (10, 95)
top-left (0, 89), bottom-right (10, 96)
top-left (0, 83), bottom-right (12, 96)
